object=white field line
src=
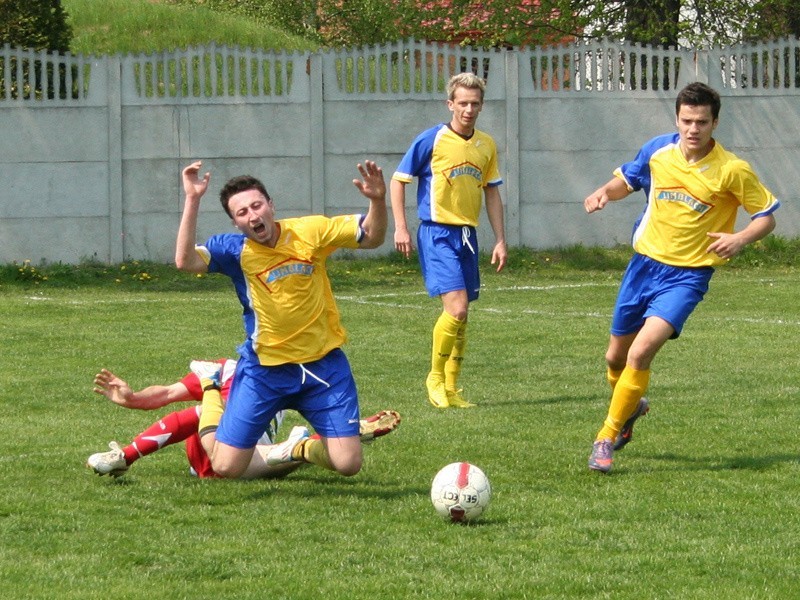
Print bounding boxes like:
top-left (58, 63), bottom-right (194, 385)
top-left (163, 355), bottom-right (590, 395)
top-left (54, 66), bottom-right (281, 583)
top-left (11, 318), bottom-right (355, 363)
top-left (337, 283), bottom-right (614, 318)
top-left (18, 280), bottom-right (800, 326)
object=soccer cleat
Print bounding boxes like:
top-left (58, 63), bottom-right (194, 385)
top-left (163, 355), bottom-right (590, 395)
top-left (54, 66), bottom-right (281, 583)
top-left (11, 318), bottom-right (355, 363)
top-left (265, 425), bottom-right (309, 466)
top-left (446, 389), bottom-right (476, 408)
top-left (189, 360), bottom-right (222, 389)
top-left (359, 410), bottom-right (401, 443)
top-left (588, 438), bottom-right (614, 473)
top-left (426, 373), bottom-right (450, 409)
top-left (613, 397), bottom-right (650, 451)
top-left (87, 441), bottom-right (129, 477)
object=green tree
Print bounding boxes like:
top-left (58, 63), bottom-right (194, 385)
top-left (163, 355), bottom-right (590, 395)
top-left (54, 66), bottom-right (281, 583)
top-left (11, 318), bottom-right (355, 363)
top-left (255, 0), bottom-right (405, 46)
top-left (570, 0), bottom-right (798, 48)
top-left (744, 0), bottom-right (800, 40)
top-left (171, 0), bottom-right (798, 49)
top-left (0, 0), bottom-right (72, 52)
top-left (0, 0), bottom-right (73, 100)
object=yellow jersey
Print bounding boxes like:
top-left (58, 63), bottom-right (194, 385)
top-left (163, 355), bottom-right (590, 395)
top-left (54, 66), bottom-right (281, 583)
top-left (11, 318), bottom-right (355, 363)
top-left (196, 214), bottom-right (363, 365)
top-left (617, 133), bottom-right (779, 267)
top-left (392, 123), bottom-right (502, 227)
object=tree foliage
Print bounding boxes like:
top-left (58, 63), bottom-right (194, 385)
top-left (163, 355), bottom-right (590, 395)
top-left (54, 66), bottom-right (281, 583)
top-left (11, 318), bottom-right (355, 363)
top-left (170, 0), bottom-right (800, 48)
top-left (0, 0), bottom-right (72, 52)
top-left (744, 0), bottom-right (800, 41)
top-left (251, 0), bottom-right (406, 46)
top-left (564, 0), bottom-right (799, 48)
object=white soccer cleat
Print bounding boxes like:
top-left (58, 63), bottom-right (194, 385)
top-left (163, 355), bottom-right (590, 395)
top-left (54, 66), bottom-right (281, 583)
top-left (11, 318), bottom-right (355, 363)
top-left (189, 360), bottom-right (222, 388)
top-left (87, 441), bottom-right (128, 477)
top-left (265, 425), bottom-right (309, 466)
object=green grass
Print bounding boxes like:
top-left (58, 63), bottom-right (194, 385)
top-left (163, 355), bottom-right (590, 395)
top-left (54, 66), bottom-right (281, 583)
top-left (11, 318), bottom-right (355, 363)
top-left (1, 246), bottom-right (799, 598)
top-left (63, 0), bottom-right (317, 55)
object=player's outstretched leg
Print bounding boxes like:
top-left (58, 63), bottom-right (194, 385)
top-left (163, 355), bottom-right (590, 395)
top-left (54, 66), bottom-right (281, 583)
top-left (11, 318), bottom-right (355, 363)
top-left (87, 441), bottom-right (128, 477)
top-left (359, 410), bottom-right (401, 443)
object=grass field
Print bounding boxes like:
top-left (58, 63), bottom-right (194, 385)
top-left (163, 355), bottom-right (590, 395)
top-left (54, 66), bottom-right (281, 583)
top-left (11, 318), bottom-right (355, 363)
top-left (1, 248), bottom-right (799, 599)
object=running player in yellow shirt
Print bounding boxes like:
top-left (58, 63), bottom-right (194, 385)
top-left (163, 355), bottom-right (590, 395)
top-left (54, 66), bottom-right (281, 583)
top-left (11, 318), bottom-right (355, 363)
top-left (391, 72), bottom-right (508, 409)
top-left (175, 160), bottom-right (387, 479)
top-left (584, 82), bottom-right (780, 473)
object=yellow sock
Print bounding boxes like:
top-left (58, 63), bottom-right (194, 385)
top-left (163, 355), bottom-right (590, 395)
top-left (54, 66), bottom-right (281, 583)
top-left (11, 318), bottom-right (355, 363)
top-left (445, 320), bottom-right (467, 392)
top-left (606, 366), bottom-right (623, 391)
top-left (295, 438), bottom-right (335, 471)
top-left (431, 311), bottom-right (463, 382)
top-left (596, 366), bottom-right (650, 442)
top-left (198, 387), bottom-right (224, 437)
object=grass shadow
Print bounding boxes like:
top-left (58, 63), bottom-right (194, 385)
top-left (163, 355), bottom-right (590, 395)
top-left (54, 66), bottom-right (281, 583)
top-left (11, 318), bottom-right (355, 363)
top-left (644, 451), bottom-right (800, 472)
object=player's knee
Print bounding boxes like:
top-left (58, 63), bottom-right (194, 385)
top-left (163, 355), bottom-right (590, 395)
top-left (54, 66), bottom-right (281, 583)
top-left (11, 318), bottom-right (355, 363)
top-left (210, 456), bottom-right (248, 479)
top-left (447, 305), bottom-right (468, 321)
top-left (211, 463), bottom-right (242, 479)
top-left (626, 355), bottom-right (654, 372)
top-left (331, 450), bottom-right (362, 477)
top-left (335, 459), bottom-right (362, 477)
top-left (605, 352), bottom-right (625, 372)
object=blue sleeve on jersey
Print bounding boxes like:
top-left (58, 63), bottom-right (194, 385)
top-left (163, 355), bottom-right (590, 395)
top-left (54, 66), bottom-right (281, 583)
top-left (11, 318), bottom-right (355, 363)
top-left (619, 132), bottom-right (679, 193)
top-left (356, 214), bottom-right (366, 243)
top-left (202, 234), bottom-right (254, 336)
top-left (396, 124), bottom-right (442, 178)
top-left (752, 200), bottom-right (781, 219)
top-left (204, 234), bottom-right (246, 277)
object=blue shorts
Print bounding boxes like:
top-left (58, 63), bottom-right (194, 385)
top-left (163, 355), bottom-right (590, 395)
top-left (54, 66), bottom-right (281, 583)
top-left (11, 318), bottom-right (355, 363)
top-left (611, 253), bottom-right (713, 339)
top-left (217, 347), bottom-right (360, 449)
top-left (417, 221), bottom-right (480, 301)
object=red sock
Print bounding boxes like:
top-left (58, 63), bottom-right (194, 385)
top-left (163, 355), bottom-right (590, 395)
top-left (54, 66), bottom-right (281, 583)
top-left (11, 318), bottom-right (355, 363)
top-left (123, 406), bottom-right (201, 464)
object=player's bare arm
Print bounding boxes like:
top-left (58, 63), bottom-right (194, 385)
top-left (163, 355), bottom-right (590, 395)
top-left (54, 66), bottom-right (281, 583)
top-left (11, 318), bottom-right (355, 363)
top-left (584, 176), bottom-right (631, 213)
top-left (485, 185), bottom-right (507, 272)
top-left (93, 369), bottom-right (192, 410)
top-left (175, 161), bottom-right (211, 273)
top-left (706, 214), bottom-right (776, 259)
top-left (353, 160), bottom-right (388, 249)
top-left (390, 179), bottom-right (414, 257)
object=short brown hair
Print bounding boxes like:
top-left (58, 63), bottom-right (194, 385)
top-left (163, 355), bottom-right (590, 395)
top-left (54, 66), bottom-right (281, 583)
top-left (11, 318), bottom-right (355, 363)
top-left (676, 82), bottom-right (721, 120)
top-left (447, 72), bottom-right (485, 101)
top-left (219, 175), bottom-right (271, 218)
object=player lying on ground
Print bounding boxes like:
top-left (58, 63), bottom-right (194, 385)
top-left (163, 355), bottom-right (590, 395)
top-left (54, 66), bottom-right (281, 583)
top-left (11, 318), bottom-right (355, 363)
top-left (87, 360), bottom-right (401, 479)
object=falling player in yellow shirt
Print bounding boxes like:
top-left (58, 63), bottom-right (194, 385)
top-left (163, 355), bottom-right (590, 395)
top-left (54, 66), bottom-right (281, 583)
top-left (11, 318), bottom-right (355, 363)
top-left (176, 160), bottom-right (388, 479)
top-left (584, 82), bottom-right (780, 473)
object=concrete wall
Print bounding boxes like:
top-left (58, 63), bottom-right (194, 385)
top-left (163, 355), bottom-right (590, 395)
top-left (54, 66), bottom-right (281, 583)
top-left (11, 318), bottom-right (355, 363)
top-left (2, 39), bottom-right (799, 264)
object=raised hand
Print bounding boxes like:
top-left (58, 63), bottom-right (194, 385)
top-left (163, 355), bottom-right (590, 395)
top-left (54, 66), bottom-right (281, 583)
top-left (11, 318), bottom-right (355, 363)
top-left (182, 161), bottom-right (211, 200)
top-left (353, 160), bottom-right (386, 202)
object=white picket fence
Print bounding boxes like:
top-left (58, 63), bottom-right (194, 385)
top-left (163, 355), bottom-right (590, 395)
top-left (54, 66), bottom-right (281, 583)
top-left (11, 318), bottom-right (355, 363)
top-left (2, 38), bottom-right (799, 264)
top-left (3, 37), bottom-right (799, 105)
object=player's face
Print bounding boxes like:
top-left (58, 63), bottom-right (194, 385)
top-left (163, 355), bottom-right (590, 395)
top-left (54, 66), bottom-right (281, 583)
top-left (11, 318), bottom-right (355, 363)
top-left (676, 103), bottom-right (718, 161)
top-left (229, 189), bottom-right (277, 246)
top-left (447, 86), bottom-right (483, 136)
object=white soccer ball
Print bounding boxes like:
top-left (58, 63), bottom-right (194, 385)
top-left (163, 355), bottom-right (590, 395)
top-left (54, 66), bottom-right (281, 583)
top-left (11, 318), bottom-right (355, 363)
top-left (430, 462), bottom-right (491, 523)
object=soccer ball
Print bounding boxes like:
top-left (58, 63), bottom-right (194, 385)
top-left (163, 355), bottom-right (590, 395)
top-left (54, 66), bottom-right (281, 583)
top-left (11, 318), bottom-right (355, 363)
top-left (430, 462), bottom-right (491, 523)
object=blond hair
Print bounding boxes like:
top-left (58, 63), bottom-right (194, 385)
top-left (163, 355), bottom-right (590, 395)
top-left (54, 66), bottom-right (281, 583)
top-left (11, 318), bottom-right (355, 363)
top-left (447, 72), bottom-right (485, 101)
